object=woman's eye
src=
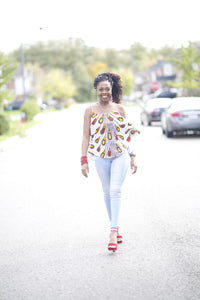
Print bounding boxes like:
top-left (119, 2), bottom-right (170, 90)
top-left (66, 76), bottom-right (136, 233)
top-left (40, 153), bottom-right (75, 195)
top-left (98, 88), bottom-right (110, 92)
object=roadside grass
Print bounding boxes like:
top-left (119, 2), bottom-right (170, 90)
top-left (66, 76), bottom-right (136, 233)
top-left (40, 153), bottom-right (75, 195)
top-left (0, 120), bottom-right (40, 143)
top-left (3, 110), bottom-right (21, 117)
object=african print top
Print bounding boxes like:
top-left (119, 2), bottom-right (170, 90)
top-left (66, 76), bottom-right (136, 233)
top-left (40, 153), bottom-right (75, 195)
top-left (88, 111), bottom-right (140, 159)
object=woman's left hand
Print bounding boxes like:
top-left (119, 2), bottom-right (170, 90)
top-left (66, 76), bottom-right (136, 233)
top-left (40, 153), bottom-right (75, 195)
top-left (130, 157), bottom-right (138, 175)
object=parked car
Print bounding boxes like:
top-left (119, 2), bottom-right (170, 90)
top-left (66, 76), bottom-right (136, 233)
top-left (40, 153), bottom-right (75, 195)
top-left (140, 98), bottom-right (171, 126)
top-left (4, 100), bottom-right (25, 111)
top-left (161, 97), bottom-right (200, 137)
top-left (149, 88), bottom-right (177, 100)
top-left (156, 90), bottom-right (177, 98)
top-left (40, 102), bottom-right (48, 110)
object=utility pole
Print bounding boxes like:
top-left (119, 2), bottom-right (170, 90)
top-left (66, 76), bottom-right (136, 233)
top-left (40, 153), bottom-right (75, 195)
top-left (20, 42), bottom-right (26, 101)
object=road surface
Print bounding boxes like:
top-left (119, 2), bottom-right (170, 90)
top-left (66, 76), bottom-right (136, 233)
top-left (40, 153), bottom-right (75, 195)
top-left (0, 104), bottom-right (200, 300)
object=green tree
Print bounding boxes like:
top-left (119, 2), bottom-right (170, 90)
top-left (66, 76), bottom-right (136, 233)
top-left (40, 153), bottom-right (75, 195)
top-left (168, 41), bottom-right (200, 95)
top-left (158, 45), bottom-right (176, 60)
top-left (129, 42), bottom-right (148, 73)
top-left (72, 63), bottom-right (93, 102)
top-left (118, 69), bottom-right (133, 96)
top-left (42, 69), bottom-right (76, 100)
top-left (12, 38), bottom-right (94, 71)
top-left (0, 114), bottom-right (9, 134)
top-left (20, 101), bottom-right (40, 121)
top-left (0, 52), bottom-right (17, 110)
top-left (104, 49), bottom-right (119, 70)
top-left (12, 38), bottom-right (96, 102)
top-left (88, 61), bottom-right (108, 79)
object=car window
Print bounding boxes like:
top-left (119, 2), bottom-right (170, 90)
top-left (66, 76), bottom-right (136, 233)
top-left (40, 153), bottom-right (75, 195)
top-left (146, 98), bottom-right (171, 108)
top-left (171, 98), bottom-right (200, 110)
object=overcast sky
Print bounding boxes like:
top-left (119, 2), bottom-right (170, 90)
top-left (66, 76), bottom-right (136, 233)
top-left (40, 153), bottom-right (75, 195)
top-left (0, 0), bottom-right (199, 53)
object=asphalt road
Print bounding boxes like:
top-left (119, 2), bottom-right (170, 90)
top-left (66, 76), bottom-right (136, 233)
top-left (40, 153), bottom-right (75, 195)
top-left (0, 104), bottom-right (200, 300)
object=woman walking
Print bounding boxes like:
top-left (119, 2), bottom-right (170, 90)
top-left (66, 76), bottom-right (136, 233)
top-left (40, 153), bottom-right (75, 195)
top-left (81, 72), bottom-right (140, 252)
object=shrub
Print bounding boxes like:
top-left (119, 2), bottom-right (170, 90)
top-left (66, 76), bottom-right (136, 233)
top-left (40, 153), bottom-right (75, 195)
top-left (20, 101), bottom-right (40, 121)
top-left (0, 114), bottom-right (9, 135)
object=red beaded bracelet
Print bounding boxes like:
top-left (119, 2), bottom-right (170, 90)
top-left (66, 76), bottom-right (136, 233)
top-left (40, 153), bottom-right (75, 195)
top-left (81, 156), bottom-right (88, 165)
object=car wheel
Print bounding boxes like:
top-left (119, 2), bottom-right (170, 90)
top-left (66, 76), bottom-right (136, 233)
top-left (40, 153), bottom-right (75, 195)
top-left (141, 120), bottom-right (144, 125)
top-left (162, 127), bottom-right (166, 134)
top-left (166, 128), bottom-right (173, 138)
top-left (148, 121), bottom-right (151, 126)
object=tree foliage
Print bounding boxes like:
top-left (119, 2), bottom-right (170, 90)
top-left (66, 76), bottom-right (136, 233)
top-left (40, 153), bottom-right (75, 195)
top-left (42, 69), bottom-right (76, 100)
top-left (158, 45), bottom-right (176, 59)
top-left (168, 41), bottom-right (200, 95)
top-left (118, 69), bottom-right (133, 96)
top-left (88, 61), bottom-right (108, 79)
top-left (12, 38), bottom-right (94, 71)
top-left (72, 63), bottom-right (93, 102)
top-left (0, 114), bottom-right (9, 134)
top-left (0, 52), bottom-right (18, 108)
top-left (9, 38), bottom-right (183, 101)
top-left (20, 101), bottom-right (40, 121)
top-left (129, 42), bottom-right (148, 73)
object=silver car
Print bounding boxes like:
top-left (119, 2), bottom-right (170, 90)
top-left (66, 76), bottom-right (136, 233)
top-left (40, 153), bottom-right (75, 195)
top-left (161, 97), bottom-right (200, 137)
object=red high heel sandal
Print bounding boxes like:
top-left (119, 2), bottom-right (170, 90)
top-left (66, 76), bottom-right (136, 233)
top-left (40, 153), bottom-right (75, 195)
top-left (117, 234), bottom-right (123, 244)
top-left (108, 232), bottom-right (118, 252)
top-left (117, 229), bottom-right (123, 244)
top-left (108, 243), bottom-right (117, 252)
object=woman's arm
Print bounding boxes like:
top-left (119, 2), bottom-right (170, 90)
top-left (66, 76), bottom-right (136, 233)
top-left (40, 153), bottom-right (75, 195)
top-left (81, 107), bottom-right (91, 177)
top-left (118, 104), bottom-right (138, 174)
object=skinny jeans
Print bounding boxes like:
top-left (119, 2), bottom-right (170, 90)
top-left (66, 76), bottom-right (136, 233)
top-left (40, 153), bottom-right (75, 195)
top-left (94, 152), bottom-right (129, 230)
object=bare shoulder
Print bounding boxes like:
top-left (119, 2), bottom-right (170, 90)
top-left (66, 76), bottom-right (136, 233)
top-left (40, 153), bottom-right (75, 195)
top-left (84, 106), bottom-right (92, 117)
top-left (85, 103), bottom-right (99, 115)
top-left (115, 103), bottom-right (126, 117)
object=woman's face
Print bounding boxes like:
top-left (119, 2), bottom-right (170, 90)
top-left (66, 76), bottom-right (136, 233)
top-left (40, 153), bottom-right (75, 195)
top-left (96, 81), bottom-right (112, 103)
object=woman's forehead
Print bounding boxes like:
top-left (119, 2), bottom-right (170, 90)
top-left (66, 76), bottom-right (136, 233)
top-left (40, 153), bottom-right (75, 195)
top-left (97, 81), bottom-right (111, 88)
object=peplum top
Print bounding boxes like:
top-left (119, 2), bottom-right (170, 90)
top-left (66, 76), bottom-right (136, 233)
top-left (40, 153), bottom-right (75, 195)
top-left (88, 111), bottom-right (140, 159)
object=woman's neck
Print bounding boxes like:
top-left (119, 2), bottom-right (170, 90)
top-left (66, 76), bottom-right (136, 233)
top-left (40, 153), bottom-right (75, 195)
top-left (98, 100), bottom-right (111, 106)
top-left (95, 102), bottom-right (115, 114)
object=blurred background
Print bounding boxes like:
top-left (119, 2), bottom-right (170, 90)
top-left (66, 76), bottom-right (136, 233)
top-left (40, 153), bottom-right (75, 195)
top-left (0, 0), bottom-right (200, 117)
top-left (1, 1), bottom-right (200, 298)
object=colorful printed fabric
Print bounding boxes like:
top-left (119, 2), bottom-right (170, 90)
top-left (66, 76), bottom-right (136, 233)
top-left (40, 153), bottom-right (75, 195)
top-left (88, 111), bottom-right (140, 159)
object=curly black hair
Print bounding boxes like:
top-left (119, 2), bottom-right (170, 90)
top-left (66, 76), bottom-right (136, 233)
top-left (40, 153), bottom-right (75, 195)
top-left (94, 72), bottom-right (123, 103)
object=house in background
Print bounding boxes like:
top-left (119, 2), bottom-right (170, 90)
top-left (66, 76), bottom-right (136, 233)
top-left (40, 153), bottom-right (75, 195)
top-left (7, 65), bottom-right (35, 101)
top-left (134, 60), bottom-right (177, 94)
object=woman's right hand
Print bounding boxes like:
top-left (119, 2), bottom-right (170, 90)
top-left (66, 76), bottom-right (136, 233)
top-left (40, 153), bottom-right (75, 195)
top-left (130, 158), bottom-right (138, 175)
top-left (81, 163), bottom-right (89, 177)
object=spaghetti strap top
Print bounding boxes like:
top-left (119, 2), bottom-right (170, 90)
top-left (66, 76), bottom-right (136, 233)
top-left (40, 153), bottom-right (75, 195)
top-left (90, 106), bottom-right (94, 114)
top-left (88, 111), bottom-right (140, 159)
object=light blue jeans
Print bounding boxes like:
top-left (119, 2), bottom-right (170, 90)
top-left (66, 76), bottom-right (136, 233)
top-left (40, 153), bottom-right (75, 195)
top-left (94, 152), bottom-right (129, 231)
